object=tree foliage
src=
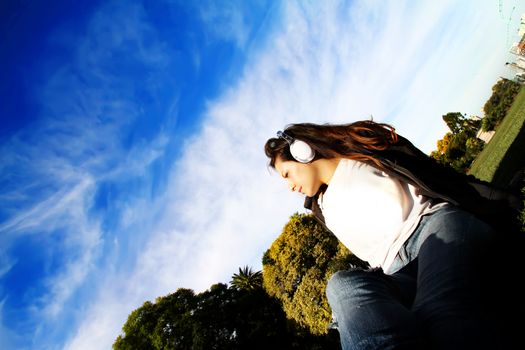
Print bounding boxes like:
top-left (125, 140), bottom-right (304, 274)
top-left (430, 112), bottom-right (484, 173)
top-left (114, 271), bottom-right (341, 349)
top-left (431, 79), bottom-right (521, 171)
top-left (114, 288), bottom-right (198, 350)
top-left (262, 213), bottom-right (368, 335)
top-left (114, 283), bottom-right (294, 349)
top-left (482, 78), bottom-right (521, 131)
top-left (230, 266), bottom-right (263, 291)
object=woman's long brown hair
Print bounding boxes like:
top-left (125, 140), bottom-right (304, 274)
top-left (264, 120), bottom-right (398, 168)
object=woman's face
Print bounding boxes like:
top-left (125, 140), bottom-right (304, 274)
top-left (274, 156), bottom-right (323, 197)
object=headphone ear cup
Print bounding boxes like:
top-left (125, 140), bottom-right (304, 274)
top-left (290, 140), bottom-right (315, 163)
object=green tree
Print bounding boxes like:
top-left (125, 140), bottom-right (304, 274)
top-left (482, 78), bottom-right (521, 131)
top-left (262, 213), bottom-right (367, 335)
top-left (113, 288), bottom-right (198, 350)
top-left (113, 300), bottom-right (160, 350)
top-left (442, 112), bottom-right (480, 137)
top-left (443, 112), bottom-right (464, 134)
top-left (113, 280), bottom-right (340, 349)
top-left (230, 266), bottom-right (263, 291)
top-left (431, 113), bottom-right (484, 173)
top-left (151, 289), bottom-right (198, 349)
top-left (190, 283), bottom-right (238, 349)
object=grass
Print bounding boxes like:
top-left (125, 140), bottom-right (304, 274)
top-left (469, 86), bottom-right (525, 187)
top-left (469, 86), bottom-right (525, 230)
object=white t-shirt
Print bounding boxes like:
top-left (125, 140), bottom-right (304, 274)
top-left (320, 159), bottom-right (446, 273)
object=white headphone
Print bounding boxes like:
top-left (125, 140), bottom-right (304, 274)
top-left (277, 130), bottom-right (315, 163)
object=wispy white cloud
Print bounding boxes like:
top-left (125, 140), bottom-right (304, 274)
top-left (68, 0), bottom-right (525, 346)
top-left (0, 2), bottom-right (176, 349)
top-left (197, 0), bottom-right (250, 48)
top-left (6, 0), bottom-right (525, 349)
top-left (0, 299), bottom-right (22, 350)
top-left (195, 0), bottom-right (274, 50)
top-left (0, 257), bottom-right (14, 280)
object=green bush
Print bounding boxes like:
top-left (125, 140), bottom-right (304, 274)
top-left (482, 79), bottom-right (521, 131)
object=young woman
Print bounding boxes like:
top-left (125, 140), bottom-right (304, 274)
top-left (264, 120), bottom-right (522, 350)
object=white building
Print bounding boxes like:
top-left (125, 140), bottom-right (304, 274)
top-left (476, 129), bottom-right (495, 143)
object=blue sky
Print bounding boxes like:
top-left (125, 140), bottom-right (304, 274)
top-left (1, 1), bottom-right (524, 349)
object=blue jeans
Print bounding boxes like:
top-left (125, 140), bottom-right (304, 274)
top-left (326, 206), bottom-right (509, 350)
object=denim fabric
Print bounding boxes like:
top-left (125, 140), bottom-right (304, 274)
top-left (326, 206), bottom-right (505, 350)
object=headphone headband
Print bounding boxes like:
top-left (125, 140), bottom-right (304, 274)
top-left (276, 130), bottom-right (293, 143)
